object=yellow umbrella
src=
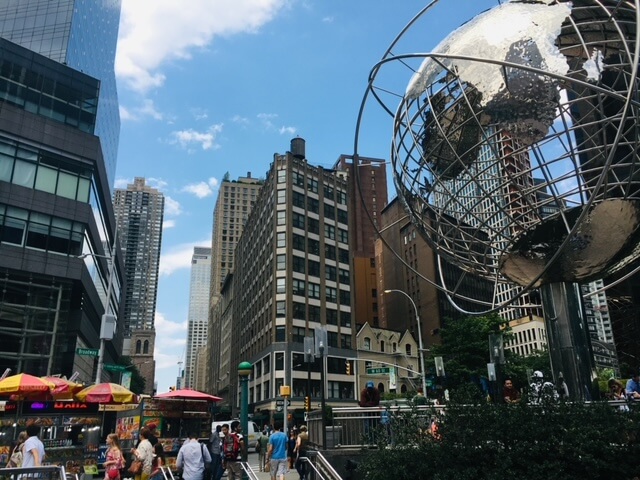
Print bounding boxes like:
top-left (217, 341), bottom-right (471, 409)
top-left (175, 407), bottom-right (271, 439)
top-left (75, 382), bottom-right (137, 404)
top-left (0, 373), bottom-right (56, 396)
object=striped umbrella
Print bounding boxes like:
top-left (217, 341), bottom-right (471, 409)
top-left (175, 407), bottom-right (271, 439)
top-left (75, 382), bottom-right (137, 404)
top-left (0, 374), bottom-right (55, 396)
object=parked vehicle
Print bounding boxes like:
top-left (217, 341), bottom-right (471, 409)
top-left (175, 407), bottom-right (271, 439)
top-left (211, 420), bottom-right (262, 452)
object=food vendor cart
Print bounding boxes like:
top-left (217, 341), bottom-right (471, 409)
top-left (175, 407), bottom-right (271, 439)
top-left (0, 400), bottom-right (100, 475)
top-left (116, 397), bottom-right (212, 471)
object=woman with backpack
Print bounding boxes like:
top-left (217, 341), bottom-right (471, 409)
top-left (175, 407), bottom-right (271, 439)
top-left (7, 431), bottom-right (27, 468)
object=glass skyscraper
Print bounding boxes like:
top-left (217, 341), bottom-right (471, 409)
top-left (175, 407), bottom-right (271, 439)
top-left (0, 0), bottom-right (122, 186)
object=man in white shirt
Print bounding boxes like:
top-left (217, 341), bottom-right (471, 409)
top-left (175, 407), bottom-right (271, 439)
top-left (176, 432), bottom-right (211, 480)
top-left (22, 425), bottom-right (45, 468)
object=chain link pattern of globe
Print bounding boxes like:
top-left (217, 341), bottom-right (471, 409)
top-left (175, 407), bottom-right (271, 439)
top-left (359, 0), bottom-right (640, 310)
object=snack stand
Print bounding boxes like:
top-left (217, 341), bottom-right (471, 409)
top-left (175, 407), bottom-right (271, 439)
top-left (0, 400), bottom-right (101, 474)
top-left (116, 397), bottom-right (213, 471)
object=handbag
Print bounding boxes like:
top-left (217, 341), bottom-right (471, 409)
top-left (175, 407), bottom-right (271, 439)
top-left (128, 460), bottom-right (143, 475)
top-left (108, 467), bottom-right (120, 480)
top-left (264, 461), bottom-right (271, 473)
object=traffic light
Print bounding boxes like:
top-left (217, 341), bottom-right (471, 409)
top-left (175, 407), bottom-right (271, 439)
top-left (169, 386), bottom-right (176, 391)
top-left (345, 361), bottom-right (351, 375)
top-left (304, 396), bottom-right (310, 411)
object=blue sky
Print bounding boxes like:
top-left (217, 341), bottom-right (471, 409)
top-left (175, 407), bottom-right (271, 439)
top-left (113, 0), bottom-right (498, 393)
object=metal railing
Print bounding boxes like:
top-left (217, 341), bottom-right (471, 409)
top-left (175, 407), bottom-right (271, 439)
top-left (240, 462), bottom-right (259, 480)
top-left (307, 399), bottom-right (637, 449)
top-left (0, 465), bottom-right (71, 480)
top-left (299, 451), bottom-right (342, 480)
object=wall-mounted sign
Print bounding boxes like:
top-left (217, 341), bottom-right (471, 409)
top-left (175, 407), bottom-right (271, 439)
top-left (24, 401), bottom-right (99, 415)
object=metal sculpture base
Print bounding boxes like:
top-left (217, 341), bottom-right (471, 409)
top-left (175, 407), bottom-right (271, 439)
top-left (540, 282), bottom-right (595, 401)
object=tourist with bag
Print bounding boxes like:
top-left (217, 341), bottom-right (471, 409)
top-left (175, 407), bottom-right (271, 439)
top-left (6, 431), bottom-right (27, 468)
top-left (104, 434), bottom-right (124, 480)
top-left (176, 432), bottom-right (211, 480)
top-left (131, 428), bottom-right (154, 480)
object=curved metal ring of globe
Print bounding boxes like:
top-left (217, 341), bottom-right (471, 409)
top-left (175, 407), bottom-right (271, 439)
top-left (364, 0), bottom-right (640, 310)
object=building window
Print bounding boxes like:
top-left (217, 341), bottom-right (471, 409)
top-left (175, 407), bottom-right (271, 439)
top-left (339, 290), bottom-right (351, 306)
top-left (326, 309), bottom-right (338, 325)
top-left (308, 260), bottom-right (320, 277)
top-left (309, 305), bottom-right (321, 323)
top-left (363, 337), bottom-right (371, 350)
top-left (293, 233), bottom-right (306, 252)
top-left (293, 256), bottom-right (306, 274)
top-left (292, 326), bottom-right (306, 343)
top-left (337, 191), bottom-right (347, 204)
top-left (135, 340), bottom-right (141, 354)
top-left (276, 301), bottom-right (286, 317)
top-left (275, 352), bottom-right (284, 370)
top-left (326, 287), bottom-right (337, 303)
top-left (277, 189), bottom-right (286, 204)
top-left (307, 217), bottom-right (319, 234)
top-left (341, 311), bottom-right (351, 327)
top-left (293, 302), bottom-right (306, 320)
top-left (406, 344), bottom-right (412, 356)
top-left (338, 228), bottom-right (348, 244)
top-left (338, 248), bottom-right (350, 264)
top-left (143, 340), bottom-right (149, 354)
top-left (307, 197), bottom-right (319, 213)
top-left (325, 265), bottom-right (337, 282)
top-left (277, 170), bottom-right (286, 183)
top-left (339, 269), bottom-right (350, 284)
top-left (324, 203), bottom-right (335, 220)
top-left (380, 341), bottom-right (385, 353)
top-left (276, 232), bottom-right (286, 248)
top-left (341, 334), bottom-right (352, 349)
top-left (292, 279), bottom-right (306, 296)
top-left (293, 212), bottom-right (305, 229)
top-left (308, 282), bottom-right (320, 299)
top-left (324, 224), bottom-right (336, 240)
top-left (328, 332), bottom-right (338, 347)
top-left (292, 191), bottom-right (305, 208)
top-left (307, 178), bottom-right (318, 193)
top-left (325, 244), bottom-right (336, 260)
top-left (337, 209), bottom-right (348, 225)
top-left (277, 210), bottom-right (286, 226)
top-left (276, 278), bottom-right (286, 294)
top-left (276, 327), bottom-right (286, 342)
top-left (276, 254), bottom-right (286, 270)
top-left (307, 238), bottom-right (320, 256)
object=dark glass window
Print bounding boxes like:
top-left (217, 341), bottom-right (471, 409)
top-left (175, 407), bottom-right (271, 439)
top-left (276, 327), bottom-right (286, 343)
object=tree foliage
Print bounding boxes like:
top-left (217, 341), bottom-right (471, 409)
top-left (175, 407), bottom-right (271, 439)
top-left (427, 314), bottom-right (550, 397)
top-left (119, 356), bottom-right (146, 394)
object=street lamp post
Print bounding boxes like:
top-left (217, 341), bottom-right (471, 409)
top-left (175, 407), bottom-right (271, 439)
top-left (79, 230), bottom-right (118, 385)
top-left (238, 361), bottom-right (252, 479)
top-left (384, 289), bottom-right (427, 396)
top-left (318, 342), bottom-right (327, 449)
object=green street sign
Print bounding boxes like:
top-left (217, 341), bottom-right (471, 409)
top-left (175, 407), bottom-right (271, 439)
top-left (76, 348), bottom-right (99, 357)
top-left (366, 367), bottom-right (391, 375)
top-left (103, 364), bottom-right (127, 372)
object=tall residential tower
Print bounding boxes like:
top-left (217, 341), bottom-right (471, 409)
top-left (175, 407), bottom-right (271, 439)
top-left (113, 178), bottom-right (164, 394)
top-left (185, 247), bottom-right (211, 389)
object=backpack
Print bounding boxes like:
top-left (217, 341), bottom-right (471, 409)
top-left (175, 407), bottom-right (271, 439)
top-left (223, 433), bottom-right (240, 460)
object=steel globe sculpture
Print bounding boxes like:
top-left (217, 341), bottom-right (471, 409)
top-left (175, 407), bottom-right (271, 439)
top-left (356, 0), bottom-right (639, 400)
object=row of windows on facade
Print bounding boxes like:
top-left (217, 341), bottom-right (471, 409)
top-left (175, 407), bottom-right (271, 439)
top-left (289, 191), bottom-right (348, 223)
top-left (0, 139), bottom-right (92, 202)
top-left (249, 379), bottom-right (354, 402)
top-left (135, 339), bottom-right (150, 354)
top-left (0, 203), bottom-right (83, 255)
top-left (270, 326), bottom-right (353, 348)
top-left (284, 170), bottom-right (348, 205)
top-left (288, 214), bottom-right (349, 242)
top-left (277, 252), bottom-right (350, 273)
top-left (276, 300), bottom-right (352, 322)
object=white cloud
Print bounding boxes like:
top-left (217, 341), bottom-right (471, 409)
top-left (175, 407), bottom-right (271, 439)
top-left (114, 177), bottom-right (132, 189)
top-left (153, 312), bottom-right (187, 371)
top-left (169, 124), bottom-right (224, 151)
top-left (159, 239), bottom-right (211, 276)
top-left (232, 115), bottom-right (250, 127)
top-left (116, 0), bottom-right (289, 93)
top-left (181, 177), bottom-right (220, 198)
top-left (164, 196), bottom-right (183, 216)
top-left (257, 113), bottom-right (296, 135)
top-left (146, 177), bottom-right (169, 190)
top-left (163, 219), bottom-right (176, 230)
top-left (279, 126), bottom-right (297, 135)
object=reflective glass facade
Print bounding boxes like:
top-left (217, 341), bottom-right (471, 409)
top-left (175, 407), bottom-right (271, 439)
top-left (0, 0), bottom-right (122, 186)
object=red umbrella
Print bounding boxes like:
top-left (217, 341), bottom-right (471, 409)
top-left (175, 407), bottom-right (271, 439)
top-left (154, 388), bottom-right (221, 402)
top-left (41, 376), bottom-right (83, 397)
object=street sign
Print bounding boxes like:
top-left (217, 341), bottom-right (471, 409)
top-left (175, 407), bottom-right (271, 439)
top-left (275, 405), bottom-right (283, 412)
top-left (275, 399), bottom-right (291, 406)
top-left (76, 348), bottom-right (99, 357)
top-left (366, 367), bottom-right (391, 375)
top-left (103, 364), bottom-right (127, 372)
